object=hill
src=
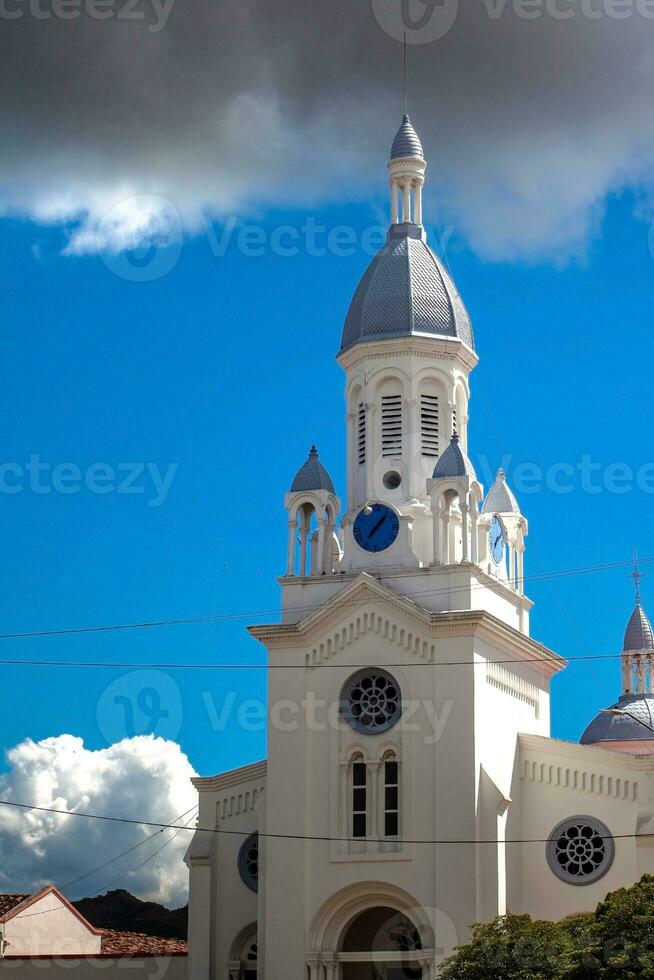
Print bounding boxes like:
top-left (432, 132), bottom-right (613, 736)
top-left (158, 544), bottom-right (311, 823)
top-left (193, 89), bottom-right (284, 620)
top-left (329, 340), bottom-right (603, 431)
top-left (74, 889), bottom-right (188, 940)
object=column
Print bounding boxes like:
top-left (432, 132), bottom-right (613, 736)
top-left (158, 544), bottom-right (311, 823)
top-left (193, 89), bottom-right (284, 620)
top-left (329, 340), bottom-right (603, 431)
top-left (470, 506), bottom-right (479, 564)
top-left (391, 181), bottom-right (399, 224)
top-left (516, 545), bottom-right (524, 595)
top-left (442, 512), bottom-right (450, 565)
top-left (346, 410), bottom-right (355, 512)
top-left (324, 959), bottom-right (338, 980)
top-left (461, 500), bottom-right (469, 562)
top-left (622, 655), bottom-right (632, 694)
top-left (368, 760), bottom-right (380, 840)
top-left (414, 180), bottom-right (423, 225)
top-left (431, 503), bottom-right (441, 565)
top-left (316, 514), bottom-right (327, 576)
top-left (402, 182), bottom-right (411, 223)
top-left (286, 516), bottom-right (297, 576)
top-left (307, 959), bottom-right (323, 980)
top-left (638, 655), bottom-right (645, 694)
top-left (299, 513), bottom-right (308, 577)
top-left (407, 396), bottom-right (419, 498)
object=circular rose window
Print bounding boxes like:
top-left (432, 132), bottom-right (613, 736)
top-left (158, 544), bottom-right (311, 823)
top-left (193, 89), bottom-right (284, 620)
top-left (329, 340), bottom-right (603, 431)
top-left (238, 833), bottom-right (259, 892)
top-left (546, 816), bottom-right (614, 885)
top-left (341, 669), bottom-right (402, 734)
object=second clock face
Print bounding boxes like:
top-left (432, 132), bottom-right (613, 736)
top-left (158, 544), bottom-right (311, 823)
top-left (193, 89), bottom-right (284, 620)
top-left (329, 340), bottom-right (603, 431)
top-left (353, 503), bottom-right (400, 553)
top-left (489, 515), bottom-right (505, 565)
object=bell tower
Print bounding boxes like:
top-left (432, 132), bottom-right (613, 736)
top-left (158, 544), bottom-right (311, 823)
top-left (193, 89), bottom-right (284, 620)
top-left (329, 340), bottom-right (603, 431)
top-left (337, 114), bottom-right (478, 572)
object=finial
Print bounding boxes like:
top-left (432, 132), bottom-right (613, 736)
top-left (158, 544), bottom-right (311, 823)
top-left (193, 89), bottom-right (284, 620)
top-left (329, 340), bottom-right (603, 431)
top-left (451, 431), bottom-right (459, 443)
top-left (632, 546), bottom-right (644, 604)
top-left (403, 32), bottom-right (408, 114)
top-left (497, 468), bottom-right (506, 481)
top-left (309, 445), bottom-right (318, 457)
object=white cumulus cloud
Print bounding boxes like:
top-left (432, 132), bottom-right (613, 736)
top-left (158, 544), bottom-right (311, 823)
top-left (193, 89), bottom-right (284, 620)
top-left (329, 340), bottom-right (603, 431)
top-left (0, 734), bottom-right (198, 908)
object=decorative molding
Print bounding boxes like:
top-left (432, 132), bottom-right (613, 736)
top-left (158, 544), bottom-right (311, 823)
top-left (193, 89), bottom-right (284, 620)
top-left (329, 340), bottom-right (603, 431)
top-left (521, 757), bottom-right (638, 801)
top-left (216, 785), bottom-right (265, 822)
top-left (192, 759), bottom-right (267, 793)
top-left (337, 336), bottom-right (478, 372)
top-left (486, 661), bottom-right (540, 716)
top-left (307, 608), bottom-right (437, 667)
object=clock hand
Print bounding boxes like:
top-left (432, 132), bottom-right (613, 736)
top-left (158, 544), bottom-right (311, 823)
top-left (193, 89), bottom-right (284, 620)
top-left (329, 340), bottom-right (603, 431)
top-left (368, 513), bottom-right (388, 539)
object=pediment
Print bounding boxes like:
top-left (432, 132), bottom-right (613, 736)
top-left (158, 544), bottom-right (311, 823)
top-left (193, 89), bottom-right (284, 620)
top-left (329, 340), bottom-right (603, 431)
top-left (250, 574), bottom-right (437, 667)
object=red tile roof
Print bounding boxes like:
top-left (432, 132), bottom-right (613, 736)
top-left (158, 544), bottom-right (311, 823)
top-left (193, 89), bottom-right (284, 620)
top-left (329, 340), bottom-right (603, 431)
top-left (0, 895), bottom-right (30, 919)
top-left (99, 929), bottom-right (187, 957)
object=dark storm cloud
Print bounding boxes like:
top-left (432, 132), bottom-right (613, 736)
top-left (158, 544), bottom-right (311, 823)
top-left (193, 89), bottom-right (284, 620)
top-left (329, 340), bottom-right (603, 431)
top-left (2, 0), bottom-right (654, 258)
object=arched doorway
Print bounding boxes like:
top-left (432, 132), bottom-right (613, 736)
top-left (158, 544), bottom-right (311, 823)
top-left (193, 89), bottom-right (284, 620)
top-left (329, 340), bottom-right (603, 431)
top-left (307, 883), bottom-right (436, 980)
top-left (228, 924), bottom-right (257, 979)
top-left (340, 907), bottom-right (425, 980)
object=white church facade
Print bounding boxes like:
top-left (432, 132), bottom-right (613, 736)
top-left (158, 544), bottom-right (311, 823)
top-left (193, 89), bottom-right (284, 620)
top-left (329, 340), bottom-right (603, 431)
top-left (185, 114), bottom-right (654, 980)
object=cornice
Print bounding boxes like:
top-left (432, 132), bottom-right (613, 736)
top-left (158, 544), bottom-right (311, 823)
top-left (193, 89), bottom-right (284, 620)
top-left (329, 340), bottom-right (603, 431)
top-left (519, 733), bottom-right (654, 771)
top-left (249, 573), bottom-right (563, 675)
top-left (337, 336), bottom-right (478, 373)
top-left (192, 759), bottom-right (267, 792)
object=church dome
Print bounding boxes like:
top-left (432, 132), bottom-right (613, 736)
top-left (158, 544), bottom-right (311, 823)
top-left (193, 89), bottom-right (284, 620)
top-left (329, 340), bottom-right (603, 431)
top-left (340, 227), bottom-right (474, 354)
top-left (482, 469), bottom-right (520, 515)
top-left (390, 114), bottom-right (424, 160)
top-left (624, 604), bottom-right (654, 653)
top-left (432, 433), bottom-right (476, 480)
top-left (290, 446), bottom-right (335, 494)
top-left (580, 693), bottom-right (654, 747)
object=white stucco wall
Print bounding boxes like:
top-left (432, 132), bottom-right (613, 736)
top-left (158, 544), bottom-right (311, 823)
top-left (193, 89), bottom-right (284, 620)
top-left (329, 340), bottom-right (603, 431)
top-left (2, 891), bottom-right (101, 957)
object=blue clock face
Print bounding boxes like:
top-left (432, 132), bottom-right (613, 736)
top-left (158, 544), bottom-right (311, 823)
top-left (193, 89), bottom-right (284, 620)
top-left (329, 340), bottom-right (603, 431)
top-left (353, 503), bottom-right (400, 553)
top-left (489, 516), bottom-right (505, 565)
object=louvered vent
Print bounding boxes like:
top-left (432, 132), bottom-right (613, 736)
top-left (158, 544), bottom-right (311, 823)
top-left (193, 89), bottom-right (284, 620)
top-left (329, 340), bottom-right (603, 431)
top-left (381, 395), bottom-right (403, 457)
top-left (357, 403), bottom-right (366, 465)
top-left (420, 394), bottom-right (439, 457)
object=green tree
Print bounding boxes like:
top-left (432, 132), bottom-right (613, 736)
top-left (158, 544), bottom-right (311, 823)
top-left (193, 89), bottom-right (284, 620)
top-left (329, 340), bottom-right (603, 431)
top-left (565, 875), bottom-right (654, 978)
top-left (439, 913), bottom-right (576, 980)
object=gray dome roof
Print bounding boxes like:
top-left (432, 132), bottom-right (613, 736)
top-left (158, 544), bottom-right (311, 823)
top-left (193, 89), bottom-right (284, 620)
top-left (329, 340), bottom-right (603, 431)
top-left (432, 433), bottom-right (476, 480)
top-left (580, 693), bottom-right (654, 746)
top-left (624, 604), bottom-right (654, 652)
top-left (390, 114), bottom-right (424, 160)
top-left (290, 446), bottom-right (335, 494)
top-left (482, 469), bottom-right (521, 515)
top-left (340, 228), bottom-right (474, 354)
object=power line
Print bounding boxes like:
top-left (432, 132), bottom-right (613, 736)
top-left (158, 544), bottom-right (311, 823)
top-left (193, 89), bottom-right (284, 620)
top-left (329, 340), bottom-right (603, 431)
top-left (60, 805), bottom-right (199, 892)
top-left (0, 650), bottom-right (638, 670)
top-left (0, 554), bottom-right (648, 643)
top-left (85, 809), bottom-right (198, 898)
top-left (0, 798), bottom-right (651, 847)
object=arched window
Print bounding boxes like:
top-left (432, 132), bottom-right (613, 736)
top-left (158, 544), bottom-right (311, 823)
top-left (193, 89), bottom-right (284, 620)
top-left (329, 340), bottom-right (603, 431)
top-left (357, 402), bottom-right (366, 465)
top-left (420, 393), bottom-right (439, 458)
top-left (383, 754), bottom-right (400, 838)
top-left (381, 395), bottom-right (403, 457)
top-left (351, 755), bottom-right (368, 838)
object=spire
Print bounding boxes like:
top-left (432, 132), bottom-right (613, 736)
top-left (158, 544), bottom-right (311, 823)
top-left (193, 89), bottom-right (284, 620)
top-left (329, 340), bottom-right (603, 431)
top-left (388, 45), bottom-right (426, 231)
top-left (632, 546), bottom-right (643, 604)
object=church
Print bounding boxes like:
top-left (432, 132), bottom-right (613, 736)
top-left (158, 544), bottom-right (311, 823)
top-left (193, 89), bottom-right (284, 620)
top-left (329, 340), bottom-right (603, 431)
top-left (185, 112), bottom-right (654, 980)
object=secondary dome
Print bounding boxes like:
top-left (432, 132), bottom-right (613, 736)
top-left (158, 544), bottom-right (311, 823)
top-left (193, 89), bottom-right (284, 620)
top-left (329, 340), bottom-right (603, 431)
top-left (340, 227), bottom-right (474, 354)
top-left (290, 446), bottom-right (335, 494)
top-left (390, 114), bottom-right (424, 160)
top-left (580, 693), bottom-right (654, 747)
top-left (624, 604), bottom-right (654, 653)
top-left (432, 433), bottom-right (476, 480)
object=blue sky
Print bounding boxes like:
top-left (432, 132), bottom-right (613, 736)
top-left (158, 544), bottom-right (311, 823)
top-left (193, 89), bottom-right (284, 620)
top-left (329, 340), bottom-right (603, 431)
top-left (1, 184), bottom-right (653, 780)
